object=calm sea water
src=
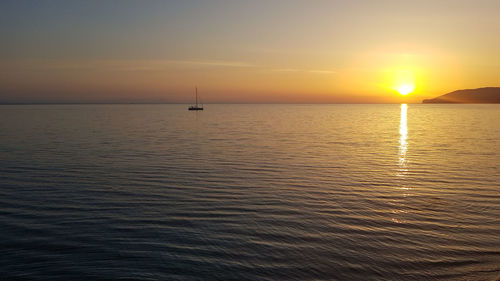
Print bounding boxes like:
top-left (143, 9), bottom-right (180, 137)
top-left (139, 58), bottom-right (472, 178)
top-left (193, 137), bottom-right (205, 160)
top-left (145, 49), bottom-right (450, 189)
top-left (0, 104), bottom-right (499, 280)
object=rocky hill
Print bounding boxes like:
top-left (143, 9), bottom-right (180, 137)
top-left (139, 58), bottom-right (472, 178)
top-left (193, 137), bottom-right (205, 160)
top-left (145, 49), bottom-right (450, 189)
top-left (423, 87), bottom-right (500, 103)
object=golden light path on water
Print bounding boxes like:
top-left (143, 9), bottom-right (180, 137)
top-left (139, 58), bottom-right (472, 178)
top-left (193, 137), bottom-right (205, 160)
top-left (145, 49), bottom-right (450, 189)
top-left (392, 104), bottom-right (410, 224)
top-left (398, 104), bottom-right (408, 177)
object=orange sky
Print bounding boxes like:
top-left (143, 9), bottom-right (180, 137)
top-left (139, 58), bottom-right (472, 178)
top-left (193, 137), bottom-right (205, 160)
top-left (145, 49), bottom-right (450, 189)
top-left (1, 1), bottom-right (499, 103)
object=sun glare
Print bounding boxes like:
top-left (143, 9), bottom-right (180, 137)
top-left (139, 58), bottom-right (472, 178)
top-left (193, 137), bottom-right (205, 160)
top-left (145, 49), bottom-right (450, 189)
top-left (396, 84), bottom-right (415, 95)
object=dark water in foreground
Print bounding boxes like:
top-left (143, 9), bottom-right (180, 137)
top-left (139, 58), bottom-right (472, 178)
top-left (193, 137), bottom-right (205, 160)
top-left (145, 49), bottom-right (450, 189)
top-left (0, 104), bottom-right (499, 280)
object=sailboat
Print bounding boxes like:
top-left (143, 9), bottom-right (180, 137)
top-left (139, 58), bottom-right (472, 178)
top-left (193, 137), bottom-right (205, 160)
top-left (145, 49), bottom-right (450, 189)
top-left (188, 87), bottom-right (204, 111)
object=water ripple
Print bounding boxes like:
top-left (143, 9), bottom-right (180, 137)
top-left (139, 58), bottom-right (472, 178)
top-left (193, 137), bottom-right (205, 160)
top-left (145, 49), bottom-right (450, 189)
top-left (0, 104), bottom-right (499, 280)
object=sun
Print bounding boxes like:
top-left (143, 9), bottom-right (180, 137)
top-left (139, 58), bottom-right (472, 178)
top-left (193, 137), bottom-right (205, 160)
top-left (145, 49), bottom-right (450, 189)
top-left (396, 84), bottom-right (415, 95)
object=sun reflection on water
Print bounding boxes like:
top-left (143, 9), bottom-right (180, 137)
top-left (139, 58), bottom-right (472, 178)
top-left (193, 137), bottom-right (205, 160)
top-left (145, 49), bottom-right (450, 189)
top-left (398, 104), bottom-right (408, 176)
top-left (391, 104), bottom-right (410, 223)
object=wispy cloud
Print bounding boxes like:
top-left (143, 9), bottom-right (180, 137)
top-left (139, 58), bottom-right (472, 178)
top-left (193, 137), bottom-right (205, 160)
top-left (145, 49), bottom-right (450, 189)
top-left (270, 68), bottom-right (337, 74)
top-left (168, 60), bottom-right (256, 68)
top-left (2, 59), bottom-right (336, 75)
top-left (307, 70), bottom-right (337, 74)
top-left (271, 68), bottom-right (301, 72)
top-left (1, 58), bottom-right (258, 73)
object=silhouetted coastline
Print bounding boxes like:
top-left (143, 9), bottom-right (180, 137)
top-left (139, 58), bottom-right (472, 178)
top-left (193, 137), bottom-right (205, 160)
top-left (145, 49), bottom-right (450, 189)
top-left (423, 87), bottom-right (500, 103)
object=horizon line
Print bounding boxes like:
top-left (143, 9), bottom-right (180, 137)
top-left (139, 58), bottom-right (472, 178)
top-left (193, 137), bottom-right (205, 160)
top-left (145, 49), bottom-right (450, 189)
top-left (0, 102), bottom-right (425, 105)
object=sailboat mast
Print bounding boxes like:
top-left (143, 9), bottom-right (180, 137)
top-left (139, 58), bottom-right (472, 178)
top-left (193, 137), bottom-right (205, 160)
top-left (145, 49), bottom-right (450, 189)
top-left (188, 86), bottom-right (203, 110)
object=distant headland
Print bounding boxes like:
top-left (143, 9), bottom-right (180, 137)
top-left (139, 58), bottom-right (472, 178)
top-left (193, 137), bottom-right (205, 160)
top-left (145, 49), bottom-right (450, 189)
top-left (423, 87), bottom-right (500, 103)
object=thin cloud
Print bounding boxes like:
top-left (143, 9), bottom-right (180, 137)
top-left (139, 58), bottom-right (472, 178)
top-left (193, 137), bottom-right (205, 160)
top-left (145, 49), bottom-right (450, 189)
top-left (270, 68), bottom-right (337, 74)
top-left (169, 60), bottom-right (256, 68)
top-left (307, 70), bottom-right (337, 74)
top-left (2, 59), bottom-right (336, 75)
top-left (1, 59), bottom-right (258, 73)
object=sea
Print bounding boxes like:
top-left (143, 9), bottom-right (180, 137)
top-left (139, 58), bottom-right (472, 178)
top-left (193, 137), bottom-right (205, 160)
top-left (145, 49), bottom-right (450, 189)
top-left (0, 104), bottom-right (499, 280)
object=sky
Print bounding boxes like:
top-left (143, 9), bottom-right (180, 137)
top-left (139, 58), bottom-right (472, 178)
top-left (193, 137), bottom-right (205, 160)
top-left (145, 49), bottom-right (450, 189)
top-left (1, 0), bottom-right (499, 103)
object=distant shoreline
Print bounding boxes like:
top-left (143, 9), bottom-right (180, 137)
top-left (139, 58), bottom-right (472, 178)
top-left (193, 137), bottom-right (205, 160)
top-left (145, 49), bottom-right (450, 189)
top-left (423, 87), bottom-right (500, 103)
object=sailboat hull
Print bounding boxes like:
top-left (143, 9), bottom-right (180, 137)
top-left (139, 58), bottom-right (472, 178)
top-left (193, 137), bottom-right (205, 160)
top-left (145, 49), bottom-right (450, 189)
top-left (188, 87), bottom-right (203, 110)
